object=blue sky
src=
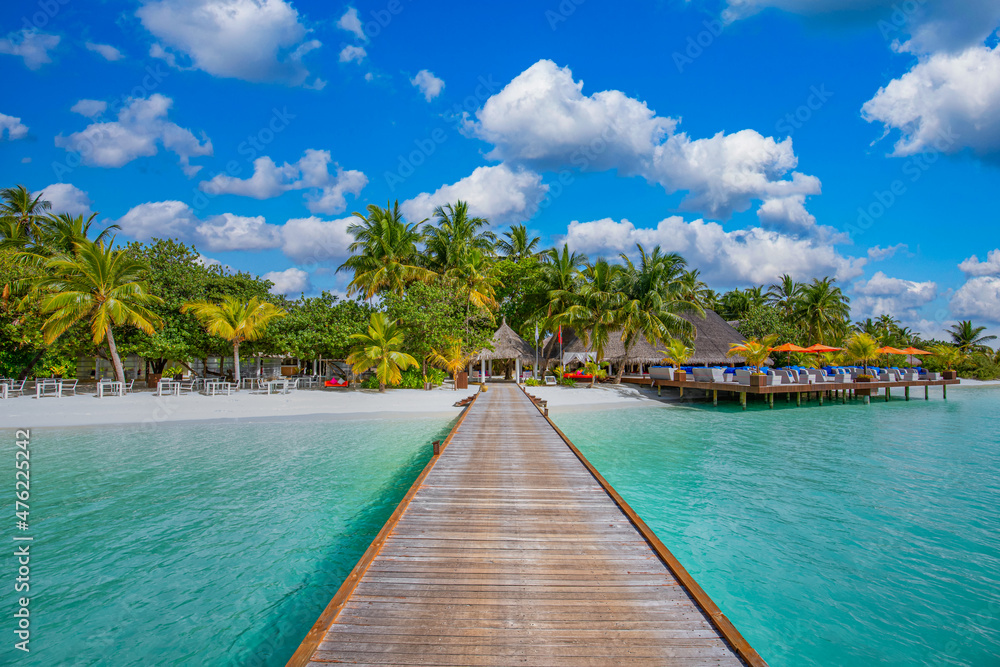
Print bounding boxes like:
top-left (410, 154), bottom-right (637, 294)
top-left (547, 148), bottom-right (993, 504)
top-left (2, 0), bottom-right (999, 338)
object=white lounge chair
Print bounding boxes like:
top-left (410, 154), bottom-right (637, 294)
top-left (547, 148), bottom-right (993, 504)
top-left (7, 380), bottom-right (25, 397)
top-left (61, 379), bottom-right (79, 396)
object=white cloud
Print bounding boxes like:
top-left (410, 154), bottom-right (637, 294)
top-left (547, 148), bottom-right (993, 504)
top-left (0, 112), bottom-right (28, 140)
top-left (852, 270), bottom-right (938, 319)
top-left (195, 213), bottom-right (282, 251)
top-left (195, 253), bottom-right (222, 268)
top-left (137, 0), bottom-right (322, 87)
top-left (867, 243), bottom-right (909, 261)
top-left (0, 29), bottom-right (60, 70)
top-left (111, 200), bottom-right (353, 264)
top-left (410, 69), bottom-right (444, 101)
top-left (85, 42), bottom-right (124, 61)
top-left (263, 267), bottom-right (310, 295)
top-left (280, 216), bottom-right (354, 263)
top-left (862, 45), bottom-right (1000, 157)
top-left (36, 183), bottom-right (92, 216)
top-left (951, 276), bottom-right (1000, 323)
top-left (466, 60), bottom-right (820, 220)
top-left (756, 194), bottom-right (817, 236)
top-left (401, 164), bottom-right (549, 225)
top-left (339, 45), bottom-right (366, 63)
top-left (199, 149), bottom-right (367, 214)
top-left (562, 216), bottom-right (866, 285)
top-left (55, 94), bottom-right (212, 176)
top-left (70, 99), bottom-right (108, 118)
top-left (722, 0), bottom-right (1000, 54)
top-left (112, 200), bottom-right (199, 240)
top-left (958, 248), bottom-right (1000, 277)
top-left (337, 7), bottom-right (366, 41)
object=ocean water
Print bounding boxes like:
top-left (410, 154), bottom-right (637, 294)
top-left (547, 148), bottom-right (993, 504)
top-left (1, 415), bottom-right (452, 666)
top-left (553, 385), bottom-right (1000, 667)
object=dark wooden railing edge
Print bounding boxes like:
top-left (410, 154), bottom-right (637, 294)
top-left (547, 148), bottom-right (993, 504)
top-left (284, 388), bottom-right (482, 667)
top-left (517, 383), bottom-right (768, 667)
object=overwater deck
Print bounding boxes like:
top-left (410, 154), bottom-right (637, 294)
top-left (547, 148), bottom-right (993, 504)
top-left (288, 383), bottom-right (765, 666)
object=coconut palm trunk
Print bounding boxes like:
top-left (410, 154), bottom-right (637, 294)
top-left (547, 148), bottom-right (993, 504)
top-left (233, 340), bottom-right (241, 385)
top-left (105, 324), bottom-right (126, 384)
top-left (614, 340), bottom-right (633, 385)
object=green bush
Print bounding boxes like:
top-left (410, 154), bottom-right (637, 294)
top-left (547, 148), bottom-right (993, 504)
top-left (557, 377), bottom-right (577, 386)
top-left (359, 366), bottom-right (446, 389)
top-left (524, 377), bottom-right (542, 387)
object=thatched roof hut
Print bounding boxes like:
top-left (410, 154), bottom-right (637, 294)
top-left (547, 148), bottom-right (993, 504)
top-left (541, 309), bottom-right (753, 366)
top-left (474, 320), bottom-right (536, 363)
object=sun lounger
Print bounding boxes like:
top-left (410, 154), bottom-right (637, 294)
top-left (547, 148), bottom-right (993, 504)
top-left (60, 379), bottom-right (79, 396)
top-left (693, 368), bottom-right (726, 382)
top-left (6, 380), bottom-right (25, 397)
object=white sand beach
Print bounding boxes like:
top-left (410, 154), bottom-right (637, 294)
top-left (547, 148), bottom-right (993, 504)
top-left (0, 383), bottom-right (661, 429)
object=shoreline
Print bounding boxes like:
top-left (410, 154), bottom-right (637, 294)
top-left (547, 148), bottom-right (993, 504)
top-left (1, 380), bottom-right (996, 429)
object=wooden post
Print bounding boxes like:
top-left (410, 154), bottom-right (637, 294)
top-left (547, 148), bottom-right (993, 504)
top-left (432, 440), bottom-right (441, 456)
top-left (943, 384), bottom-right (947, 400)
top-left (713, 389), bottom-right (718, 406)
top-left (768, 393), bottom-right (774, 409)
top-left (796, 392), bottom-right (801, 407)
top-left (679, 386), bottom-right (684, 399)
top-left (925, 385), bottom-right (929, 400)
top-left (740, 392), bottom-right (746, 410)
top-left (819, 392), bottom-right (824, 406)
top-left (885, 387), bottom-right (890, 402)
top-left (905, 386), bottom-right (910, 401)
top-left (841, 390), bottom-right (846, 405)
top-left (657, 382), bottom-right (661, 397)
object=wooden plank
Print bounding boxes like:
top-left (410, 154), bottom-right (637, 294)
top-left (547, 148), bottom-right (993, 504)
top-left (287, 384), bottom-right (764, 667)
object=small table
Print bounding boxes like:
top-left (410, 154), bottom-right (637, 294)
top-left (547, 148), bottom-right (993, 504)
top-left (36, 379), bottom-right (62, 398)
top-left (205, 381), bottom-right (233, 396)
top-left (97, 380), bottom-right (124, 398)
top-left (266, 379), bottom-right (289, 395)
top-left (157, 380), bottom-right (181, 397)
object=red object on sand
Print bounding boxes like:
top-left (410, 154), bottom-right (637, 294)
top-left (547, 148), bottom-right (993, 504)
top-left (325, 378), bottom-right (349, 388)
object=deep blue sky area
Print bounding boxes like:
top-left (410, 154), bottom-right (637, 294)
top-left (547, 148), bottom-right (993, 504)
top-left (2, 0), bottom-right (998, 336)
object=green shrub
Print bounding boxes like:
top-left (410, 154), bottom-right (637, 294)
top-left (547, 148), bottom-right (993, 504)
top-left (360, 366), bottom-right (446, 389)
top-left (524, 377), bottom-right (542, 387)
top-left (557, 377), bottom-right (577, 386)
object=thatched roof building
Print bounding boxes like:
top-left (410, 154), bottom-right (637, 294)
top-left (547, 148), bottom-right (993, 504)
top-left (474, 320), bottom-right (536, 363)
top-left (542, 309), bottom-right (752, 366)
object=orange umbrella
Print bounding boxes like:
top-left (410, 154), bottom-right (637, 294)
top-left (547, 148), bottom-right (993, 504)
top-left (803, 344), bottom-right (842, 353)
top-left (768, 343), bottom-right (809, 352)
top-left (876, 346), bottom-right (909, 355)
top-left (901, 346), bottom-right (931, 355)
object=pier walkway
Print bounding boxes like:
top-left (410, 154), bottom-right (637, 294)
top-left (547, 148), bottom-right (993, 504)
top-left (288, 384), bottom-right (764, 666)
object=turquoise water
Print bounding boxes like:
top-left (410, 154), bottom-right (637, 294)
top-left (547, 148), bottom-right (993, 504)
top-left (554, 386), bottom-right (1000, 667)
top-left (1, 415), bottom-right (452, 666)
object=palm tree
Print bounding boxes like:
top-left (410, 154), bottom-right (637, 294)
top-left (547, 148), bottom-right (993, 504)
top-left (947, 320), bottom-right (997, 354)
top-left (497, 224), bottom-right (540, 261)
top-left (929, 343), bottom-right (964, 373)
top-left (423, 201), bottom-right (495, 271)
top-left (337, 200), bottom-right (435, 299)
top-left (677, 269), bottom-right (713, 310)
top-left (582, 360), bottom-right (608, 388)
top-left (1, 185), bottom-right (51, 242)
top-left (41, 213), bottom-right (120, 254)
top-left (660, 338), bottom-right (694, 369)
top-left (346, 313), bottom-right (419, 392)
top-left (537, 244), bottom-right (587, 324)
top-left (36, 240), bottom-right (163, 384)
top-left (795, 278), bottom-right (851, 344)
top-left (766, 274), bottom-right (803, 315)
top-left (843, 333), bottom-right (881, 376)
top-left (427, 338), bottom-right (472, 390)
top-left (553, 259), bottom-right (622, 373)
top-left (446, 249), bottom-right (499, 341)
top-left (728, 335), bottom-right (778, 372)
top-left (611, 245), bottom-right (699, 384)
top-left (182, 296), bottom-right (287, 385)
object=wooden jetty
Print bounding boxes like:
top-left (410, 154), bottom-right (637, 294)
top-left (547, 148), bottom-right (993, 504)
top-left (648, 377), bottom-right (960, 409)
top-left (287, 383), bottom-right (766, 666)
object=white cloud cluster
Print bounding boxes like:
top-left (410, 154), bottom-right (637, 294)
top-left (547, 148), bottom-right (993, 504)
top-left (0, 29), bottom-right (60, 70)
top-left (561, 216), bottom-right (866, 285)
top-left (401, 164), bottom-right (549, 225)
top-left (70, 99), bottom-right (108, 118)
top-left (867, 243), bottom-right (909, 261)
top-left (951, 276), bottom-right (1000, 323)
top-left (263, 267), bottom-right (310, 295)
top-left (464, 60), bottom-right (820, 222)
top-left (959, 249), bottom-right (1000, 277)
top-left (55, 94), bottom-right (213, 176)
top-left (410, 69), bottom-right (445, 101)
top-left (337, 8), bottom-right (366, 41)
top-left (862, 45), bottom-right (1000, 157)
top-left (137, 0), bottom-right (323, 87)
top-left (339, 45), bottom-right (366, 63)
top-left (85, 42), bottom-right (124, 61)
top-left (852, 270), bottom-right (938, 319)
top-left (110, 201), bottom-right (356, 263)
top-left (199, 149), bottom-right (367, 214)
top-left (0, 112), bottom-right (28, 140)
top-left (36, 183), bottom-right (92, 216)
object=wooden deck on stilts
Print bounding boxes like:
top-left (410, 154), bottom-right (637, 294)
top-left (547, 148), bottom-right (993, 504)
top-left (287, 383), bottom-right (765, 667)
